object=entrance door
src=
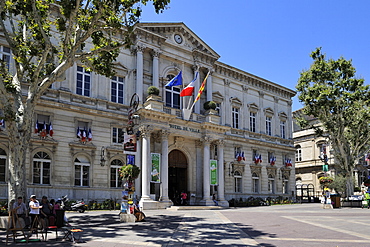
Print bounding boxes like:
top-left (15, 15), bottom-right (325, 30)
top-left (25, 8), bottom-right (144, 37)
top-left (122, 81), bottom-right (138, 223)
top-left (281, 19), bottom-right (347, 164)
top-left (168, 150), bottom-right (187, 205)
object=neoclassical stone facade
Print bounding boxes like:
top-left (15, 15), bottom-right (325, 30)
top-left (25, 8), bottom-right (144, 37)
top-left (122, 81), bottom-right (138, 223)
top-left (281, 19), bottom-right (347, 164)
top-left (0, 23), bottom-right (296, 208)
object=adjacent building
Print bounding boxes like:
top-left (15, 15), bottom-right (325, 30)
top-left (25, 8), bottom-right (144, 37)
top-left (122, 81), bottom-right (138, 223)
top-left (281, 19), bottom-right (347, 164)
top-left (0, 22), bottom-right (296, 209)
top-left (293, 110), bottom-right (369, 200)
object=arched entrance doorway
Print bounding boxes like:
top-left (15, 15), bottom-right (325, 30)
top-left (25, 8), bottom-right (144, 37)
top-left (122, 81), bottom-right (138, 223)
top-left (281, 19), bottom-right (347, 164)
top-left (168, 149), bottom-right (187, 205)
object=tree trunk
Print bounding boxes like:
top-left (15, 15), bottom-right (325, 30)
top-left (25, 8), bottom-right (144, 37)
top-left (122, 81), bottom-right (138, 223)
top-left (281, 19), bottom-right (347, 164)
top-left (346, 172), bottom-right (354, 198)
top-left (6, 92), bottom-right (34, 208)
top-left (8, 139), bottom-right (28, 208)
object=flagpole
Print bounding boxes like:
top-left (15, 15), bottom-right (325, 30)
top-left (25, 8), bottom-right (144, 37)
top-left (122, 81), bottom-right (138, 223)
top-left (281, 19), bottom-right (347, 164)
top-left (189, 71), bottom-right (210, 110)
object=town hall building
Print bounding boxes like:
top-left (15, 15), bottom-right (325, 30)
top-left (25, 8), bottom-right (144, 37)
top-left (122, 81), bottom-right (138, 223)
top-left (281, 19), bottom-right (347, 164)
top-left (0, 22), bottom-right (296, 209)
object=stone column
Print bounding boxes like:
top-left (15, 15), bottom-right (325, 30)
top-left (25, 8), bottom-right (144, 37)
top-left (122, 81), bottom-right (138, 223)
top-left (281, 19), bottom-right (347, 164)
top-left (242, 85), bottom-right (249, 130)
top-left (206, 69), bottom-right (213, 102)
top-left (224, 79), bottom-right (231, 127)
top-left (159, 130), bottom-right (170, 203)
top-left (136, 44), bottom-right (145, 103)
top-left (195, 140), bottom-right (203, 203)
top-left (140, 125), bottom-right (152, 202)
top-left (152, 49), bottom-right (160, 88)
top-left (258, 91), bottom-right (264, 134)
top-left (274, 97), bottom-right (279, 137)
top-left (287, 101), bottom-right (293, 139)
top-left (217, 140), bottom-right (227, 206)
top-left (135, 136), bottom-right (142, 199)
top-left (201, 136), bottom-right (212, 205)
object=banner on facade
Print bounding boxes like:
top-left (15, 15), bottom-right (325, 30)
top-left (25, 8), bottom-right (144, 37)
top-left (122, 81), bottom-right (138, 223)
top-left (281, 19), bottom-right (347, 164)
top-left (210, 160), bottom-right (218, 185)
top-left (123, 134), bottom-right (137, 152)
top-left (151, 153), bottom-right (161, 183)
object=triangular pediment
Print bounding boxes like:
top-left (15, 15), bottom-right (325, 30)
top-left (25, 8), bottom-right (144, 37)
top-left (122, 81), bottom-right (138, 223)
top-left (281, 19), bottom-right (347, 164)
top-left (137, 22), bottom-right (220, 60)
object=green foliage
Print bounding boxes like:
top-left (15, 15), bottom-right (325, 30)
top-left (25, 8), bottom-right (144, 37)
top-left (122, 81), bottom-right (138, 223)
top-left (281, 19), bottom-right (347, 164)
top-left (296, 48), bottom-right (370, 196)
top-left (119, 164), bottom-right (140, 180)
top-left (147, 86), bottom-right (160, 96)
top-left (0, 0), bottom-right (169, 204)
top-left (203, 101), bottom-right (217, 110)
top-left (328, 174), bottom-right (349, 197)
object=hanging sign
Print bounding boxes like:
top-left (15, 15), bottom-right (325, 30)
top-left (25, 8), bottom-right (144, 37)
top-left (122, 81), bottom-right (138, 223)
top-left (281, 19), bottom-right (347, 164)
top-left (210, 160), bottom-right (218, 185)
top-left (151, 153), bottom-right (161, 183)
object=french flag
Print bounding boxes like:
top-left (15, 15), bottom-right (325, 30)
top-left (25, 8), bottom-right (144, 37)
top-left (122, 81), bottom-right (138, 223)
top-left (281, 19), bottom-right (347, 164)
top-left (49, 122), bottom-right (53, 137)
top-left (35, 120), bottom-right (39, 133)
top-left (180, 72), bottom-right (198, 97)
top-left (88, 128), bottom-right (92, 142)
top-left (81, 128), bottom-right (87, 142)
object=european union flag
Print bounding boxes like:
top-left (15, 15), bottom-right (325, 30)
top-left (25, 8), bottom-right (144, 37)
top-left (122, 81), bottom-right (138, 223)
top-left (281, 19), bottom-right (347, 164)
top-left (165, 71), bottom-right (182, 87)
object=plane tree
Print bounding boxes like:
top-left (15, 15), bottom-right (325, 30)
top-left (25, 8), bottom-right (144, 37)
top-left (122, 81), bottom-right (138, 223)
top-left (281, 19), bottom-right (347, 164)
top-left (296, 47), bottom-right (370, 197)
top-left (0, 0), bottom-right (170, 206)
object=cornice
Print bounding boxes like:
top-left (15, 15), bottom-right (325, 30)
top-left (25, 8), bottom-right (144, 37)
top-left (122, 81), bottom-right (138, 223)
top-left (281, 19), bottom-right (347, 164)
top-left (214, 62), bottom-right (296, 99)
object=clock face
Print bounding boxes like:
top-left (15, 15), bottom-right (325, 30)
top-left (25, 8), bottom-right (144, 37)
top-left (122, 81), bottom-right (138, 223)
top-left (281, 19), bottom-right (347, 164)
top-left (174, 34), bottom-right (183, 44)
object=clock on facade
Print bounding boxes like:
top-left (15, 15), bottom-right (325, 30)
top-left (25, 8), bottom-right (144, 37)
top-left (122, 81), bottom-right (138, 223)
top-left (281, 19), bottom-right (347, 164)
top-left (174, 34), bottom-right (183, 44)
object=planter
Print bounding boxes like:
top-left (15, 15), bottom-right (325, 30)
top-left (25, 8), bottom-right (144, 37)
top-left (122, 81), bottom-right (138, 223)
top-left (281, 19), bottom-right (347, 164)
top-left (144, 95), bottom-right (163, 112)
top-left (205, 109), bottom-right (220, 124)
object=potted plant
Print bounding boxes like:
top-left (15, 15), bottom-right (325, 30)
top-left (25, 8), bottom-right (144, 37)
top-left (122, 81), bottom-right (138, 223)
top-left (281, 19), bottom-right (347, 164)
top-left (203, 101), bottom-right (219, 124)
top-left (203, 101), bottom-right (217, 111)
top-left (119, 164), bottom-right (141, 182)
top-left (147, 86), bottom-right (160, 96)
top-left (145, 86), bottom-right (163, 111)
top-left (319, 176), bottom-right (334, 184)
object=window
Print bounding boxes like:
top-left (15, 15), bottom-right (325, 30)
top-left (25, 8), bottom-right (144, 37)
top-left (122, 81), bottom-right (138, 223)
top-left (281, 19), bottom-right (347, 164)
top-left (1, 46), bottom-right (11, 71)
top-left (112, 127), bottom-right (124, 144)
top-left (74, 156), bottom-right (90, 186)
top-left (76, 66), bottom-right (91, 96)
top-left (266, 116), bottom-right (272, 136)
top-left (165, 75), bottom-right (181, 109)
top-left (215, 102), bottom-right (221, 115)
top-left (250, 112), bottom-right (256, 132)
top-left (283, 175), bottom-right (289, 194)
top-left (234, 170), bottom-right (242, 193)
top-left (111, 76), bottom-right (124, 104)
top-left (280, 120), bottom-right (286, 138)
top-left (252, 172), bottom-right (259, 193)
top-left (33, 152), bottom-right (51, 185)
top-left (268, 174), bottom-right (275, 194)
top-left (110, 159), bottom-right (124, 188)
top-left (0, 148), bottom-right (6, 183)
top-left (232, 107), bottom-right (239, 129)
top-left (295, 145), bottom-right (302, 162)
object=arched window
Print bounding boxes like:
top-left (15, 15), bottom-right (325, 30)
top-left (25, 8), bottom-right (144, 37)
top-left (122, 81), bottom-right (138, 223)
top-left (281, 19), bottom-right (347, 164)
top-left (0, 148), bottom-right (6, 183)
top-left (111, 159), bottom-right (124, 188)
top-left (295, 145), bottom-right (302, 162)
top-left (252, 172), bottom-right (259, 193)
top-left (74, 155), bottom-right (90, 186)
top-left (268, 174), bottom-right (275, 194)
top-left (234, 170), bottom-right (242, 193)
top-left (33, 151), bottom-right (51, 185)
top-left (165, 74), bottom-right (181, 109)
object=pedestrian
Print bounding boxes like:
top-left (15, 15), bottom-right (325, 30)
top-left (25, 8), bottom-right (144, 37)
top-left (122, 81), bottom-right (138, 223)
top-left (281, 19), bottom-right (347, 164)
top-left (180, 191), bottom-right (187, 205)
top-left (12, 196), bottom-right (29, 228)
top-left (212, 193), bottom-right (219, 206)
top-left (29, 195), bottom-right (42, 230)
top-left (40, 196), bottom-right (53, 230)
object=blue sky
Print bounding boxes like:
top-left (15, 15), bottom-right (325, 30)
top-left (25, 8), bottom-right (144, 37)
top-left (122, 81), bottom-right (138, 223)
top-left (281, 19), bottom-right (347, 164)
top-left (139, 1), bottom-right (370, 111)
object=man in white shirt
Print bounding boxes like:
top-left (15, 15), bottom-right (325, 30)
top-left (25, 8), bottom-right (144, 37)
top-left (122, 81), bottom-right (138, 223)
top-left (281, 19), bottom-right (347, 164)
top-left (29, 195), bottom-right (42, 229)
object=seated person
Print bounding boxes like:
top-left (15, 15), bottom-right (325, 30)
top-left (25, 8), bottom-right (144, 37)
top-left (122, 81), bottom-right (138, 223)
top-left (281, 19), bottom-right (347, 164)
top-left (133, 201), bottom-right (145, 222)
